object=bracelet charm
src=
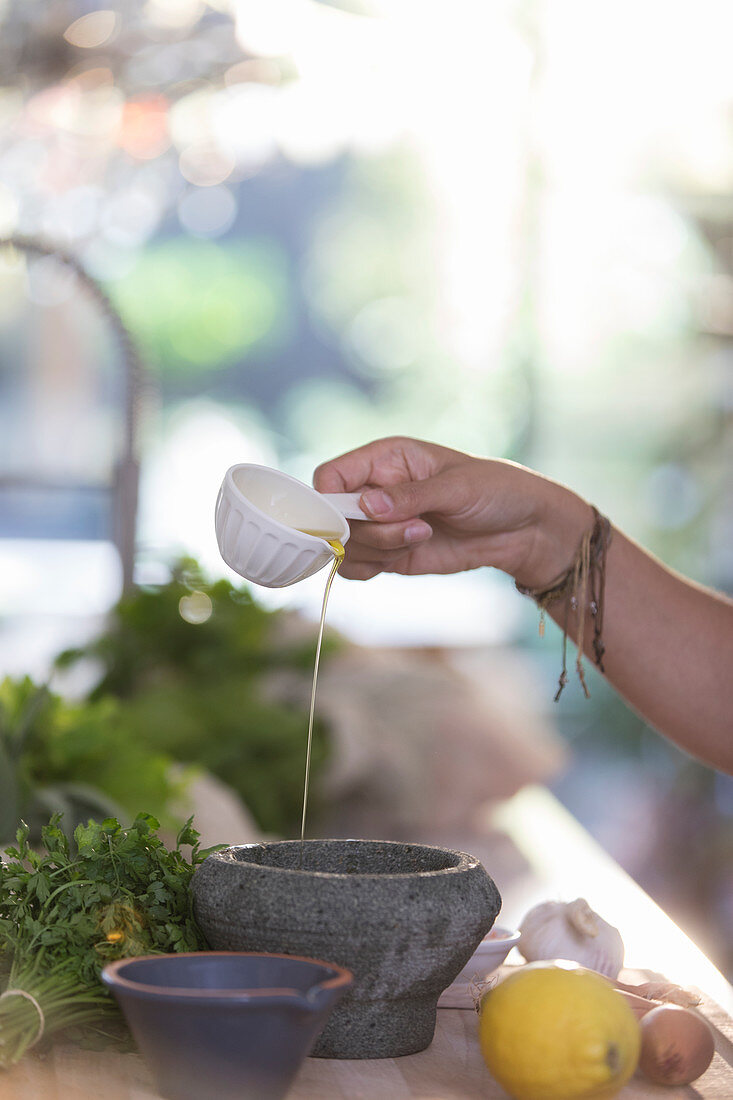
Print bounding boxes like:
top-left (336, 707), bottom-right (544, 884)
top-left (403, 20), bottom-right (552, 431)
top-left (516, 507), bottom-right (612, 700)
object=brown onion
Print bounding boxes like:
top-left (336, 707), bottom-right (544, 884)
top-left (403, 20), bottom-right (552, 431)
top-left (638, 1003), bottom-right (715, 1085)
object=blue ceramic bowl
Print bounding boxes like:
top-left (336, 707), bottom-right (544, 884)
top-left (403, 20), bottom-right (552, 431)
top-left (102, 952), bottom-right (353, 1100)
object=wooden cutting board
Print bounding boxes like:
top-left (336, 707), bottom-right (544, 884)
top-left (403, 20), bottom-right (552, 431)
top-left (3, 994), bottom-right (732, 1100)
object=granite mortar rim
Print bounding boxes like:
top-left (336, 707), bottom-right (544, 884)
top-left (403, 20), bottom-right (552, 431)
top-left (207, 839), bottom-right (484, 881)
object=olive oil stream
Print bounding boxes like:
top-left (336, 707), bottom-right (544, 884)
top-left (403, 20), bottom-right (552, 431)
top-left (299, 537), bottom-right (345, 862)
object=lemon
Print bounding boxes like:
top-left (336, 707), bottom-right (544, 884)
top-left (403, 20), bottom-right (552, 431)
top-left (478, 961), bottom-right (640, 1100)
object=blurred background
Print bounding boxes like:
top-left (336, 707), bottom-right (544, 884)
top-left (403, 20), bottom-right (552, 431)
top-left (0, 0), bottom-right (731, 977)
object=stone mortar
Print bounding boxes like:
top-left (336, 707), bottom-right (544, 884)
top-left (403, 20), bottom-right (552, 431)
top-left (191, 839), bottom-right (501, 1059)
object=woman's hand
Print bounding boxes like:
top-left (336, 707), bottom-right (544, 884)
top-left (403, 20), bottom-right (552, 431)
top-left (315, 435), bottom-right (733, 773)
top-left (313, 436), bottom-right (591, 587)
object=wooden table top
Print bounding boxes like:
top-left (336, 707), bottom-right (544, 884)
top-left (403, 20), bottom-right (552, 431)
top-left (5, 990), bottom-right (732, 1100)
top-left (3, 786), bottom-right (732, 1099)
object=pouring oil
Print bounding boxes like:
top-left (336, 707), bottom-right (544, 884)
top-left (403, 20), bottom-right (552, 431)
top-left (299, 538), bottom-right (345, 862)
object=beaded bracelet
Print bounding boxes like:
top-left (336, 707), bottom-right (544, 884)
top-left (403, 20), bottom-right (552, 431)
top-left (516, 507), bottom-right (612, 701)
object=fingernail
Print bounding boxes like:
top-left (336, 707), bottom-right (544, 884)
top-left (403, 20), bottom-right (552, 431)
top-left (405, 522), bottom-right (432, 543)
top-left (362, 489), bottom-right (393, 517)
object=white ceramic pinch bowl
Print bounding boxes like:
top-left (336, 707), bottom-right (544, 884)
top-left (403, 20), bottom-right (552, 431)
top-left (454, 926), bottom-right (521, 981)
top-left (215, 464), bottom-right (364, 588)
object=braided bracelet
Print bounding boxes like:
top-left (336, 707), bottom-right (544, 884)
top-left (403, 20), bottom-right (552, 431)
top-left (516, 507), bottom-right (612, 700)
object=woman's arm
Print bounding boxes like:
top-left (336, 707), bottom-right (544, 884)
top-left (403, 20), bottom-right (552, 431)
top-left (314, 436), bottom-right (733, 773)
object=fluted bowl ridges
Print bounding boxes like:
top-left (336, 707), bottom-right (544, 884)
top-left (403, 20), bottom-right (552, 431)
top-left (215, 464), bottom-right (350, 588)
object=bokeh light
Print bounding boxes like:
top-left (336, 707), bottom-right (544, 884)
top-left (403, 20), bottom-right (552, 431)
top-left (178, 142), bottom-right (234, 186)
top-left (346, 296), bottom-right (420, 375)
top-left (118, 97), bottom-right (171, 160)
top-left (63, 10), bottom-right (118, 49)
top-left (177, 184), bottom-right (237, 237)
top-left (146, 0), bottom-right (206, 32)
top-left (178, 589), bottom-right (213, 623)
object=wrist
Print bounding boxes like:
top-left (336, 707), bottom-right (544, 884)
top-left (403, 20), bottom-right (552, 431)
top-left (511, 478), bottom-right (595, 591)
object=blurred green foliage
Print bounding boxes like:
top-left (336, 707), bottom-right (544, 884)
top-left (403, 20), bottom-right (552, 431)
top-left (112, 238), bottom-right (291, 375)
top-left (0, 677), bottom-right (183, 846)
top-left (58, 559), bottom-right (335, 835)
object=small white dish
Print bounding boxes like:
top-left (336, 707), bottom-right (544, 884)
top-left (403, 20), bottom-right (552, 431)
top-left (215, 464), bottom-right (366, 588)
top-left (455, 926), bottom-right (521, 981)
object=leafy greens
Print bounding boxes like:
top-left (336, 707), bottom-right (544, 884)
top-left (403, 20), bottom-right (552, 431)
top-left (0, 812), bottom-right (216, 1068)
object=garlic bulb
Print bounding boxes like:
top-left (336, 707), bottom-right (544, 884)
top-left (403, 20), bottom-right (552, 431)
top-left (518, 898), bottom-right (624, 978)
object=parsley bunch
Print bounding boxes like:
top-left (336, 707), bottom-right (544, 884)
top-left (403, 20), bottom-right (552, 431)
top-left (0, 812), bottom-right (215, 1068)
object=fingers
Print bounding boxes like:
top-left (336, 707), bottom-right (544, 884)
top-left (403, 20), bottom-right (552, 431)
top-left (359, 471), bottom-right (461, 523)
top-left (338, 517), bottom-right (432, 580)
top-left (313, 451), bottom-right (371, 494)
top-left (317, 451), bottom-right (462, 525)
top-left (313, 437), bottom-right (477, 586)
top-left (338, 549), bottom-right (416, 581)
top-left (313, 435), bottom-right (444, 494)
top-left (338, 561), bottom-right (382, 581)
top-left (349, 518), bottom-right (433, 551)
top-left (313, 437), bottom-right (407, 493)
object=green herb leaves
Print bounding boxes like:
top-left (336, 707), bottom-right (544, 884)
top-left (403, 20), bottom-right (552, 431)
top-left (0, 678), bottom-right (186, 847)
top-left (56, 557), bottom-right (336, 834)
top-left (0, 812), bottom-right (215, 1067)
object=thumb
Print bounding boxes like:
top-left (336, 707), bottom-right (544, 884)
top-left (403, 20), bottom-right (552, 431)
top-left (360, 473), bottom-right (457, 522)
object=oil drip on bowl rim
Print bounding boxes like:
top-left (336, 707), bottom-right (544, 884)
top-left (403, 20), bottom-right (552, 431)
top-left (215, 463), bottom-right (365, 588)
